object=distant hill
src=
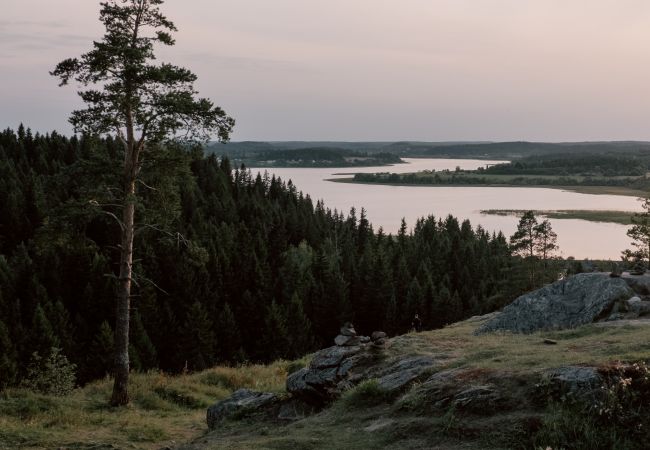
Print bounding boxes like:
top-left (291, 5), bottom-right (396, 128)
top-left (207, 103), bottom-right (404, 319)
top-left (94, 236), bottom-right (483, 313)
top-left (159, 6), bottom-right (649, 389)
top-left (208, 140), bottom-right (650, 161)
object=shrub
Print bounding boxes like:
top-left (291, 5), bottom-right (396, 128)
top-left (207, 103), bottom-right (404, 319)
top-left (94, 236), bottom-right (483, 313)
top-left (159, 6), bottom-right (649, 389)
top-left (22, 348), bottom-right (76, 396)
top-left (532, 362), bottom-right (650, 449)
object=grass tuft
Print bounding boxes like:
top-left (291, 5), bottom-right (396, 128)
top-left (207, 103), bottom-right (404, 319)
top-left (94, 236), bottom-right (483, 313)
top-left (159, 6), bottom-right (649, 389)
top-left (340, 380), bottom-right (395, 409)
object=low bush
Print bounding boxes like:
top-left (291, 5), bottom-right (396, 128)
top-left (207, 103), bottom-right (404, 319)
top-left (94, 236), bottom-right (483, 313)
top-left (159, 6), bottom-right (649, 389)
top-left (21, 348), bottom-right (76, 396)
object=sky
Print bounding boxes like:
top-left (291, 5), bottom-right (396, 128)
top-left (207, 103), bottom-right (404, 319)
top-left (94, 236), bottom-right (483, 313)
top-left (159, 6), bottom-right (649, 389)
top-left (2, 0), bottom-right (650, 141)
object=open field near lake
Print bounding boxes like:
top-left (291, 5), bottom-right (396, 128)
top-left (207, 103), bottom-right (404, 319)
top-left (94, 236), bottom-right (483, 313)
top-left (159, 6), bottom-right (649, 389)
top-left (480, 209), bottom-right (638, 225)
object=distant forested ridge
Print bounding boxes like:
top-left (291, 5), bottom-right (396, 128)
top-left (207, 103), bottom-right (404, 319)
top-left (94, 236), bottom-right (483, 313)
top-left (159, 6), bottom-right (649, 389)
top-left (209, 145), bottom-right (403, 168)
top-left (209, 140), bottom-right (650, 161)
top-left (0, 126), bottom-right (530, 386)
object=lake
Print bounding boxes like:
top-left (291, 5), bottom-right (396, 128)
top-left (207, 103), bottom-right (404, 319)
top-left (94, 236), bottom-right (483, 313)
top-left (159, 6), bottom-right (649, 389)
top-left (253, 158), bottom-right (642, 259)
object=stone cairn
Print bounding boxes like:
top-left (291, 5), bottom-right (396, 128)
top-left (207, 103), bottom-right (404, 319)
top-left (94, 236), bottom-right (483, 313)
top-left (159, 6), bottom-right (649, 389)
top-left (371, 331), bottom-right (388, 347)
top-left (333, 322), bottom-right (387, 348)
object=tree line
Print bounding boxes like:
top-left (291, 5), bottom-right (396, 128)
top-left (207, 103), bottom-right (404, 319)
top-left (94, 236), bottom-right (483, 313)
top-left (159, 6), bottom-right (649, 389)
top-left (0, 126), bottom-right (535, 388)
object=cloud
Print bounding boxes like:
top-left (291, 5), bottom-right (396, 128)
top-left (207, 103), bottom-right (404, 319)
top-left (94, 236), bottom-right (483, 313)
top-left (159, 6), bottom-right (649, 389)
top-left (0, 20), bottom-right (92, 55)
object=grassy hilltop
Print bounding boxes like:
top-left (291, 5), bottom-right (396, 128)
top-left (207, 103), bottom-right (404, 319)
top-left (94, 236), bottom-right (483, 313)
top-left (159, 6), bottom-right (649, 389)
top-left (3, 317), bottom-right (650, 450)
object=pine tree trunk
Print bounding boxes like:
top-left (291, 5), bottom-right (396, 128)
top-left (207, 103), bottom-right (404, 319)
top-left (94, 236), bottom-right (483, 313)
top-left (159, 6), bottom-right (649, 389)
top-left (111, 108), bottom-right (138, 406)
top-left (110, 177), bottom-right (136, 406)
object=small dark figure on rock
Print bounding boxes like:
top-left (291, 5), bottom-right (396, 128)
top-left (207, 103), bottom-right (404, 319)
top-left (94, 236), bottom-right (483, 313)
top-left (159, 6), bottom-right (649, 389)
top-left (411, 314), bottom-right (422, 332)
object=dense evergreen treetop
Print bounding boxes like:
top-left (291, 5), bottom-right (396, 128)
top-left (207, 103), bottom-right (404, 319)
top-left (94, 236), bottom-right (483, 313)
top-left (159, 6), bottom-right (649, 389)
top-left (0, 126), bottom-right (529, 386)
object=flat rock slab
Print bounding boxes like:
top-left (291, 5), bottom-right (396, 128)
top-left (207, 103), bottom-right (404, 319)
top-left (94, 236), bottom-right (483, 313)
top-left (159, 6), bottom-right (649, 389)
top-left (375, 356), bottom-right (436, 393)
top-left (206, 389), bottom-right (278, 430)
top-left (452, 385), bottom-right (502, 412)
top-left (476, 273), bottom-right (634, 334)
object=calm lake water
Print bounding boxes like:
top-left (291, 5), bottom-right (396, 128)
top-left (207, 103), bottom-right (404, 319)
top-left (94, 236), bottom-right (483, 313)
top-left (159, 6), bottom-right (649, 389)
top-left (253, 158), bottom-right (642, 260)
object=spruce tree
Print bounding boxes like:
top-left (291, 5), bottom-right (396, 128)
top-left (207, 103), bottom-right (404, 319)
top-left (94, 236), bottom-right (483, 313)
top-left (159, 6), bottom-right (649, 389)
top-left (262, 301), bottom-right (290, 361)
top-left (29, 304), bottom-right (59, 359)
top-left (214, 303), bottom-right (244, 363)
top-left (285, 293), bottom-right (314, 358)
top-left (87, 321), bottom-right (115, 380)
top-left (0, 320), bottom-right (17, 389)
top-left (181, 301), bottom-right (215, 371)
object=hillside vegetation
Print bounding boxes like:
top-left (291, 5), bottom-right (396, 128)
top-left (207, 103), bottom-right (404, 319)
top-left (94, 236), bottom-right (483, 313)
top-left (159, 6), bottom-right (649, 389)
top-left (4, 317), bottom-right (650, 449)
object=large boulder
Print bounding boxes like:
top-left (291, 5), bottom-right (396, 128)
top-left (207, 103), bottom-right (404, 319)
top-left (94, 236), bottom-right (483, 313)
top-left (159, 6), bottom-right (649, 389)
top-left (621, 273), bottom-right (650, 295)
top-left (206, 389), bottom-right (279, 430)
top-left (476, 273), bottom-right (634, 334)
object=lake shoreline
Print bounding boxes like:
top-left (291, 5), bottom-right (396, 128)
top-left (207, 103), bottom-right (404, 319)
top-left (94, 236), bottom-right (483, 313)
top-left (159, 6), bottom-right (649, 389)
top-left (480, 209), bottom-right (637, 225)
top-left (329, 177), bottom-right (647, 197)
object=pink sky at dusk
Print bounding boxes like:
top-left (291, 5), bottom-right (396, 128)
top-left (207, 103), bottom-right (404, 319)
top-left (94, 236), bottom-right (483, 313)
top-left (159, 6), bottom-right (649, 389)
top-left (2, 0), bottom-right (650, 141)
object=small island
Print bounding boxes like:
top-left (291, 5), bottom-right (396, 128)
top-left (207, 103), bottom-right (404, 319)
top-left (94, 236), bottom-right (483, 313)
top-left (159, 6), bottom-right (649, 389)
top-left (480, 209), bottom-right (637, 225)
top-left (333, 151), bottom-right (650, 197)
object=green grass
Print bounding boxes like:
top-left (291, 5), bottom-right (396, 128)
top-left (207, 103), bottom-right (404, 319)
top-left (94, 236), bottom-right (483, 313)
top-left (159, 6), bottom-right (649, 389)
top-left (0, 361), bottom-right (294, 449)
top-left (423, 317), bottom-right (650, 371)
top-left (480, 209), bottom-right (637, 225)
top-left (340, 380), bottom-right (395, 409)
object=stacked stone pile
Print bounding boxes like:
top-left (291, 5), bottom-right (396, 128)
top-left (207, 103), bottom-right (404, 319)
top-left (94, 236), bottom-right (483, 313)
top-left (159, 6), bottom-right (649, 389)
top-left (334, 322), bottom-right (368, 346)
top-left (371, 331), bottom-right (387, 347)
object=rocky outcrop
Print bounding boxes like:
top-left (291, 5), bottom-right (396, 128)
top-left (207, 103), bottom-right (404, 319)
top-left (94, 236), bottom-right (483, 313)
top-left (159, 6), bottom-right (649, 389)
top-left (286, 347), bottom-right (371, 402)
top-left (620, 272), bottom-right (650, 295)
top-left (206, 389), bottom-right (279, 429)
top-left (476, 273), bottom-right (634, 334)
top-left (451, 385), bottom-right (502, 411)
top-left (375, 356), bottom-right (436, 392)
top-left (287, 327), bottom-right (436, 404)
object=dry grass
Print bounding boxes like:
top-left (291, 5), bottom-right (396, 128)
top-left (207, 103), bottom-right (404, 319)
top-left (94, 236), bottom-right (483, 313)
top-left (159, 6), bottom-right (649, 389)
top-left (398, 315), bottom-right (650, 374)
top-left (0, 359), bottom-right (302, 449)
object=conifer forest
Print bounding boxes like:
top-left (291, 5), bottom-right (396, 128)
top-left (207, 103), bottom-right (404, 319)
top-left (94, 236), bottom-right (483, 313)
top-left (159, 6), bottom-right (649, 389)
top-left (0, 126), bottom-right (534, 386)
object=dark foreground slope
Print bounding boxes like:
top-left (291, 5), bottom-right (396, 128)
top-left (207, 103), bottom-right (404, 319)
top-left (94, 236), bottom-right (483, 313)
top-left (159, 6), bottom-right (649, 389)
top-left (4, 313), bottom-right (650, 449)
top-left (186, 273), bottom-right (650, 450)
top-left (186, 336), bottom-right (650, 449)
